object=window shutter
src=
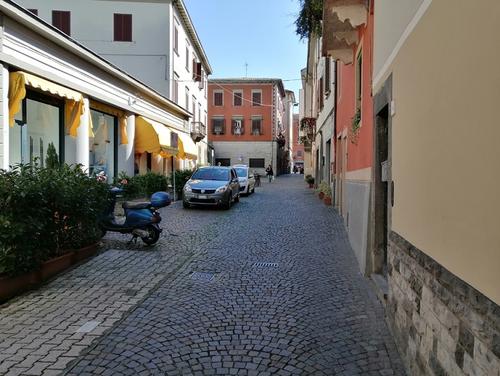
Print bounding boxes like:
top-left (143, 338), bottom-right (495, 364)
top-left (114, 14), bottom-right (122, 41)
top-left (124, 14), bottom-right (132, 41)
top-left (52, 11), bottom-right (71, 35)
top-left (325, 58), bottom-right (331, 94)
top-left (222, 118), bottom-right (226, 134)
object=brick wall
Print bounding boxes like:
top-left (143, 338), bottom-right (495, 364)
top-left (387, 231), bottom-right (500, 375)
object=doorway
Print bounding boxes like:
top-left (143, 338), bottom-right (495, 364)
top-left (373, 105), bottom-right (390, 275)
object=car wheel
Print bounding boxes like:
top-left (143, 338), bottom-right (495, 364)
top-left (222, 194), bottom-right (231, 210)
top-left (235, 193), bottom-right (240, 203)
top-left (182, 200), bottom-right (190, 209)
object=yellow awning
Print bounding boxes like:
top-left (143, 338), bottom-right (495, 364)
top-left (9, 71), bottom-right (85, 138)
top-left (177, 131), bottom-right (198, 160)
top-left (134, 116), bottom-right (178, 158)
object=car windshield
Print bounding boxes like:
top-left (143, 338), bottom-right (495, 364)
top-left (235, 168), bottom-right (247, 177)
top-left (191, 168), bottom-right (230, 181)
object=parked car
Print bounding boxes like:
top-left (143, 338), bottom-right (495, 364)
top-left (233, 165), bottom-right (255, 195)
top-left (183, 166), bottom-right (240, 209)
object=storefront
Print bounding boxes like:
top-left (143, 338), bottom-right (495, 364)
top-left (8, 71), bottom-right (84, 167)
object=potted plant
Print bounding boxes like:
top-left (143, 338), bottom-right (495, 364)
top-left (323, 184), bottom-right (333, 206)
top-left (318, 181), bottom-right (329, 200)
top-left (305, 174), bottom-right (314, 188)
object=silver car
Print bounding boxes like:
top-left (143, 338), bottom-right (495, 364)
top-left (183, 166), bottom-right (240, 209)
top-left (233, 165), bottom-right (256, 195)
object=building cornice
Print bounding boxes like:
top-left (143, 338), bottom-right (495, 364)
top-left (209, 78), bottom-right (285, 98)
top-left (173, 0), bottom-right (212, 75)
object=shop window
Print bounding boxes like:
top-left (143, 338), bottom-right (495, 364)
top-left (89, 109), bottom-right (117, 182)
top-left (249, 158), bottom-right (265, 168)
top-left (9, 91), bottom-right (63, 167)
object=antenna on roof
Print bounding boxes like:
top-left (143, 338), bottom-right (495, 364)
top-left (244, 62), bottom-right (248, 77)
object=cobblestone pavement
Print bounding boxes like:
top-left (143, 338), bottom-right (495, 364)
top-left (0, 175), bottom-right (405, 375)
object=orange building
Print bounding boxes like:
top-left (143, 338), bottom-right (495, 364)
top-left (207, 78), bottom-right (286, 175)
top-left (322, 0), bottom-right (374, 273)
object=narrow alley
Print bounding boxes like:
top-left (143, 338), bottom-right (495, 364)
top-left (0, 176), bottom-right (404, 375)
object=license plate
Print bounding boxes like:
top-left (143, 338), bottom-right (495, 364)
top-left (198, 195), bottom-right (208, 199)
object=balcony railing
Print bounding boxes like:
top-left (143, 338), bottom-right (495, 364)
top-left (190, 121), bottom-right (206, 143)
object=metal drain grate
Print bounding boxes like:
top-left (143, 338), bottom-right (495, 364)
top-left (253, 262), bottom-right (279, 268)
top-left (191, 271), bottom-right (215, 282)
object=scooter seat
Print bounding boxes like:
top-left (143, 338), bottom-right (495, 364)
top-left (122, 201), bottom-right (151, 210)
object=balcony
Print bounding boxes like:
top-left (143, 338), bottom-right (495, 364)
top-left (190, 121), bottom-right (206, 143)
top-left (322, 0), bottom-right (368, 64)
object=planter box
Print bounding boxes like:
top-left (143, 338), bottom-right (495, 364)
top-left (324, 196), bottom-right (332, 206)
top-left (39, 252), bottom-right (75, 281)
top-left (318, 192), bottom-right (325, 200)
top-left (0, 243), bottom-right (98, 303)
top-left (72, 243), bottom-right (99, 263)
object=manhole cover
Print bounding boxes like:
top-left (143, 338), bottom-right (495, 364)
top-left (191, 272), bottom-right (215, 282)
top-left (253, 262), bottom-right (278, 268)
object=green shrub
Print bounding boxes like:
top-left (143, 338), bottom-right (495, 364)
top-left (0, 163), bottom-right (110, 277)
top-left (305, 174), bottom-right (315, 184)
top-left (116, 171), bottom-right (168, 199)
top-left (318, 181), bottom-right (332, 197)
top-left (173, 169), bottom-right (193, 198)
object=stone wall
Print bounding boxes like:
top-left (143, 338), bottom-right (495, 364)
top-left (387, 231), bottom-right (500, 375)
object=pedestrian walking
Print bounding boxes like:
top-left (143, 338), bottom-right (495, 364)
top-left (265, 164), bottom-right (274, 183)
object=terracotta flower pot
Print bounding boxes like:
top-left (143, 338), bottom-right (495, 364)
top-left (308, 183), bottom-right (314, 188)
top-left (324, 196), bottom-right (332, 206)
top-left (318, 192), bottom-right (325, 200)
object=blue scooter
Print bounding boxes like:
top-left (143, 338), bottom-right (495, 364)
top-left (99, 187), bottom-right (171, 245)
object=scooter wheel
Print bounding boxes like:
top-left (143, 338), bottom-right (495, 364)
top-left (141, 225), bottom-right (160, 245)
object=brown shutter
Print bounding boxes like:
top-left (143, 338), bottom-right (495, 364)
top-left (240, 119), bottom-right (245, 135)
top-left (192, 59), bottom-right (197, 79)
top-left (325, 58), bottom-right (331, 94)
top-left (124, 14), bottom-right (132, 41)
top-left (52, 11), bottom-right (71, 35)
top-left (114, 14), bottom-right (122, 41)
top-left (222, 118), bottom-right (226, 134)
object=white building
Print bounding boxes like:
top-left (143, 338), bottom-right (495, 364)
top-left (13, 0), bottom-right (212, 167)
top-left (0, 0), bottom-right (195, 184)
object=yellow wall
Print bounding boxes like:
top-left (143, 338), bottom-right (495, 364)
top-left (378, 0), bottom-right (500, 304)
top-left (373, 0), bottom-right (424, 82)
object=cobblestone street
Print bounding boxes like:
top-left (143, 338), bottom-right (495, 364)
top-left (0, 175), bottom-right (405, 375)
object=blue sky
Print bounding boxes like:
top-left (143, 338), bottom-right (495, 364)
top-left (184, 0), bottom-right (307, 98)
